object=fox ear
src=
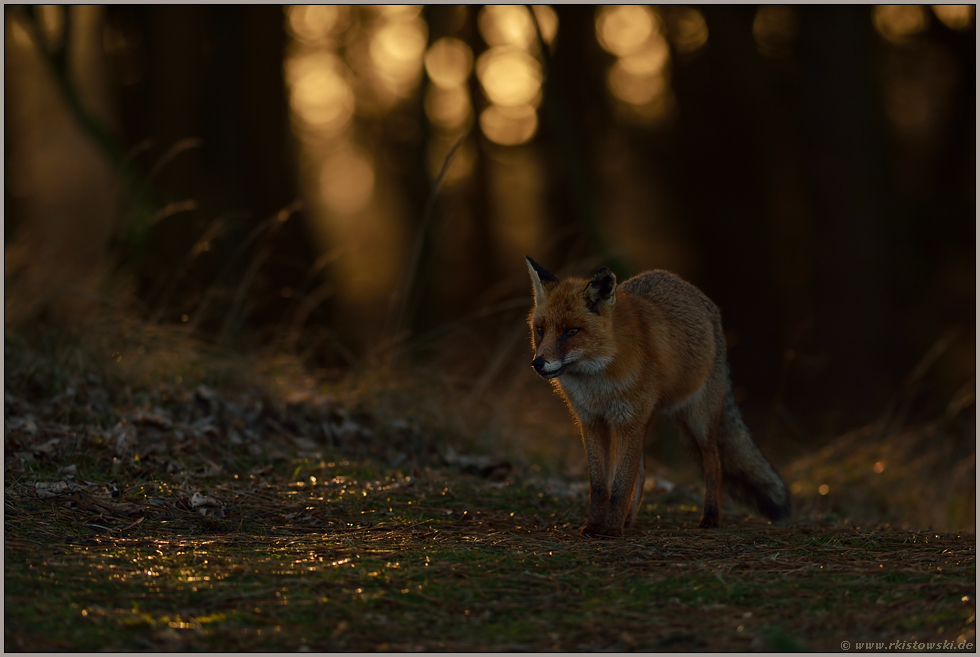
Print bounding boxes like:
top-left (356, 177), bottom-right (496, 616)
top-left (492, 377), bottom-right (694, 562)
top-left (525, 256), bottom-right (558, 305)
top-left (584, 266), bottom-right (616, 313)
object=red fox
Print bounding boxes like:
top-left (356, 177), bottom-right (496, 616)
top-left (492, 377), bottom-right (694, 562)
top-left (525, 256), bottom-right (790, 537)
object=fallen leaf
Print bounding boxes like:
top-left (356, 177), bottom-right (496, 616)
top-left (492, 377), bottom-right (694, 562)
top-left (35, 481), bottom-right (83, 499)
top-left (6, 416), bottom-right (39, 435)
top-left (293, 436), bottom-right (319, 452)
top-left (190, 491), bottom-right (225, 518)
top-left (32, 438), bottom-right (62, 456)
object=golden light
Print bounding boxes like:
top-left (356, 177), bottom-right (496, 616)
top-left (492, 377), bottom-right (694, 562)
top-left (931, 4), bottom-right (974, 30)
top-left (480, 104), bottom-right (538, 146)
top-left (596, 5), bottom-right (660, 58)
top-left (873, 5), bottom-right (929, 44)
top-left (479, 5), bottom-right (537, 50)
top-left (818, 484), bottom-right (830, 496)
top-left (476, 47), bottom-right (543, 107)
top-left (374, 5), bottom-right (423, 20)
top-left (287, 5), bottom-right (344, 46)
top-left (427, 137), bottom-right (475, 184)
top-left (753, 5), bottom-right (799, 58)
top-left (617, 92), bottom-right (676, 126)
top-left (873, 461), bottom-right (886, 473)
top-left (319, 147), bottom-right (375, 215)
top-left (668, 6), bottom-right (708, 54)
top-left (9, 16), bottom-right (33, 48)
top-left (38, 5), bottom-right (66, 48)
top-left (369, 17), bottom-right (428, 88)
top-left (607, 61), bottom-right (668, 105)
top-left (532, 5), bottom-right (560, 46)
top-left (424, 37), bottom-right (473, 89)
top-left (285, 50), bottom-right (331, 86)
top-left (618, 36), bottom-right (670, 76)
top-left (424, 85), bottom-right (472, 131)
top-left (287, 54), bottom-right (355, 134)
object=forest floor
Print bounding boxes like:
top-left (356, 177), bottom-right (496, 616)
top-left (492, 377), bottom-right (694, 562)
top-left (4, 319), bottom-right (976, 652)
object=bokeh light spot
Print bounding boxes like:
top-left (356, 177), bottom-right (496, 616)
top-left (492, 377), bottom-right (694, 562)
top-left (873, 5), bottom-right (929, 44)
top-left (424, 37), bottom-right (473, 89)
top-left (476, 47), bottom-right (543, 108)
top-left (479, 5), bottom-right (538, 50)
top-left (596, 5), bottom-right (659, 58)
top-left (287, 54), bottom-right (355, 135)
top-left (931, 4), bottom-right (974, 30)
top-left (287, 5), bottom-right (345, 46)
top-left (370, 17), bottom-right (428, 90)
top-left (667, 7), bottom-right (708, 54)
top-left (531, 5), bottom-right (560, 46)
top-left (480, 104), bottom-right (538, 146)
top-left (753, 5), bottom-right (800, 58)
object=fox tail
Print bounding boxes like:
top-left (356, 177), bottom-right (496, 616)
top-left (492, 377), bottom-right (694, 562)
top-left (717, 385), bottom-right (791, 521)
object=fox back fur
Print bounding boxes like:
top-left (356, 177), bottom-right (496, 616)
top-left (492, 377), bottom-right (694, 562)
top-left (526, 256), bottom-right (790, 537)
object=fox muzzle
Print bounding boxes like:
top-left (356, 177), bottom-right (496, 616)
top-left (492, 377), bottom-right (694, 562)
top-left (531, 356), bottom-right (564, 378)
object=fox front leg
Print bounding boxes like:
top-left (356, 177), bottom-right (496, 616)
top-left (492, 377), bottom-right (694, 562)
top-left (606, 421), bottom-right (646, 533)
top-left (580, 420), bottom-right (620, 538)
top-left (581, 420), bottom-right (645, 538)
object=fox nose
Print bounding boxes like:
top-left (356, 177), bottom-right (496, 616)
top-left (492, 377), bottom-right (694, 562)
top-left (531, 356), bottom-right (545, 372)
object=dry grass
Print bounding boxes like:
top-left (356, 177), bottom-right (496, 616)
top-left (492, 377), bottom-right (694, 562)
top-left (786, 421), bottom-right (976, 533)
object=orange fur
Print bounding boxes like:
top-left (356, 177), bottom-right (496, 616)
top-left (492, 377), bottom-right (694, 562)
top-left (526, 257), bottom-right (790, 537)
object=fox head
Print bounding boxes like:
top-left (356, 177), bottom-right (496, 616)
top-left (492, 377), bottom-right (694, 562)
top-left (525, 256), bottom-right (618, 379)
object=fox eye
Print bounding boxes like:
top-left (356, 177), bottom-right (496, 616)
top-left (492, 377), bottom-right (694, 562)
top-left (535, 326), bottom-right (544, 338)
top-left (564, 328), bottom-right (580, 338)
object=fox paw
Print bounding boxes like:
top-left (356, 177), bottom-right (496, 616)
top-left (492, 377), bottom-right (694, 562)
top-left (581, 524), bottom-right (623, 539)
top-left (697, 514), bottom-right (720, 529)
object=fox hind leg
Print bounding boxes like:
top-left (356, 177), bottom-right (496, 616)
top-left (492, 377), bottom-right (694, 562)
top-left (677, 400), bottom-right (724, 529)
top-left (624, 450), bottom-right (644, 528)
top-left (696, 439), bottom-right (723, 528)
top-left (626, 413), bottom-right (658, 529)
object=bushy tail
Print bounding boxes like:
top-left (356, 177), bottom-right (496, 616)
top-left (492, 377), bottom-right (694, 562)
top-left (717, 386), bottom-right (791, 521)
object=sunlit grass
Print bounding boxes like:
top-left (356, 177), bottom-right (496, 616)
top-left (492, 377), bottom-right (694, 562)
top-left (6, 470), bottom-right (975, 651)
top-left (6, 473), bottom-right (976, 651)
top-left (5, 312), bottom-right (976, 650)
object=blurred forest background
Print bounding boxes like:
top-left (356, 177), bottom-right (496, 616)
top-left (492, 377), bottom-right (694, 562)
top-left (4, 6), bottom-right (975, 525)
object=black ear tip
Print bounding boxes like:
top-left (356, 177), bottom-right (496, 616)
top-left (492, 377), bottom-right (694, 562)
top-left (526, 256), bottom-right (559, 283)
top-left (591, 266), bottom-right (614, 284)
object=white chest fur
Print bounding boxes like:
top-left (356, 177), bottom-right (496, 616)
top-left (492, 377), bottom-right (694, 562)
top-left (559, 370), bottom-right (637, 426)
